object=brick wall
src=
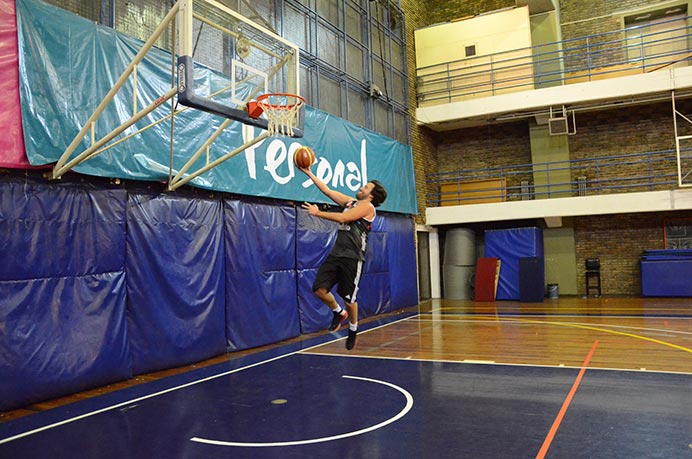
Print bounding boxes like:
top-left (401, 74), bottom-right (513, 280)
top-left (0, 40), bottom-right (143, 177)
top-left (424, 0), bottom-right (515, 26)
top-left (569, 102), bottom-right (684, 195)
top-left (574, 211), bottom-right (690, 296)
top-left (435, 121), bottom-right (532, 203)
top-left (401, 0), bottom-right (440, 223)
top-left (560, 0), bottom-right (656, 39)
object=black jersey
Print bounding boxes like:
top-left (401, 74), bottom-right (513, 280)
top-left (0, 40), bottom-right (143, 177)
top-left (329, 200), bottom-right (375, 261)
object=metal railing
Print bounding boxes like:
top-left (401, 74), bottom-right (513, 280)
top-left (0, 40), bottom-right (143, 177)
top-left (426, 149), bottom-right (690, 207)
top-left (417, 16), bottom-right (692, 105)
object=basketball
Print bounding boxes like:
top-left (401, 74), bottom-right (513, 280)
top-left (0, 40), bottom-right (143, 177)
top-left (294, 146), bottom-right (316, 168)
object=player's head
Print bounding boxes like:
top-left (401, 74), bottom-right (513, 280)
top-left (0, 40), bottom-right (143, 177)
top-left (369, 180), bottom-right (387, 207)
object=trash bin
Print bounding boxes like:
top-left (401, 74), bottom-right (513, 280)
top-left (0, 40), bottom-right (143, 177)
top-left (547, 283), bottom-right (559, 299)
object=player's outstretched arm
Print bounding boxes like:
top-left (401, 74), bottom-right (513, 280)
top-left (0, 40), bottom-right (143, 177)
top-left (299, 166), bottom-right (352, 207)
top-left (302, 200), bottom-right (374, 223)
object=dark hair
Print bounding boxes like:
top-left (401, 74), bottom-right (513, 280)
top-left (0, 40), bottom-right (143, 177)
top-left (370, 180), bottom-right (387, 207)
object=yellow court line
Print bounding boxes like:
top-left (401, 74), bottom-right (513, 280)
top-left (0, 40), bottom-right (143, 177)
top-left (466, 315), bottom-right (692, 355)
top-left (435, 306), bottom-right (692, 313)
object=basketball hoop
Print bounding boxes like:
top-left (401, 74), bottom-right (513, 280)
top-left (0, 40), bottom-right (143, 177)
top-left (254, 93), bottom-right (305, 137)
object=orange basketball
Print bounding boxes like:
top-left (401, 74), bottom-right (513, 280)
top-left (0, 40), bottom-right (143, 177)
top-left (294, 146), bottom-right (316, 168)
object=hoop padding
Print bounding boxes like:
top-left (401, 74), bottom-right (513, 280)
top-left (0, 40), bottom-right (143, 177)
top-left (256, 93), bottom-right (305, 137)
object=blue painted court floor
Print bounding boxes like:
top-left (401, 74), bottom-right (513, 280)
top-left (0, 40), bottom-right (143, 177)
top-left (1, 329), bottom-right (691, 458)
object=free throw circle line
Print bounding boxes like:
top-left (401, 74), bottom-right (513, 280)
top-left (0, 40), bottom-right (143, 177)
top-left (190, 375), bottom-right (413, 447)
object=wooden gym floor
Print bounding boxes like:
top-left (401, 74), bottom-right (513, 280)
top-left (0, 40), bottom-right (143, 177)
top-left (1, 297), bottom-right (691, 458)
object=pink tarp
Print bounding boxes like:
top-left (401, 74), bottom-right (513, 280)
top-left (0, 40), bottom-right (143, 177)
top-left (0, 0), bottom-right (30, 168)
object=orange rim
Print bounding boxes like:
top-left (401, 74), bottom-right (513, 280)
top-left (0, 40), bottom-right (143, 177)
top-left (256, 93), bottom-right (305, 111)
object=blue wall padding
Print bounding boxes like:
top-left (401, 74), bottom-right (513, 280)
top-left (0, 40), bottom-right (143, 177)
top-left (641, 259), bottom-right (692, 297)
top-left (1, 179), bottom-right (417, 409)
top-left (382, 214), bottom-right (418, 310)
top-left (357, 227), bottom-right (392, 317)
top-left (224, 200), bottom-right (301, 351)
top-left (356, 272), bottom-right (392, 317)
top-left (1, 273), bottom-right (130, 412)
top-left (126, 193), bottom-right (227, 374)
top-left (485, 227), bottom-right (544, 300)
top-left (296, 208), bottom-right (339, 334)
top-left (0, 182), bottom-right (126, 279)
top-left (0, 180), bottom-right (130, 411)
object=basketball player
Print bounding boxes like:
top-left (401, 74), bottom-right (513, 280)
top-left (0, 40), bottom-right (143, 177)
top-left (299, 166), bottom-right (387, 350)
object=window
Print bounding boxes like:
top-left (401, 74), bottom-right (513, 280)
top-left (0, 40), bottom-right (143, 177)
top-left (624, 4), bottom-right (689, 70)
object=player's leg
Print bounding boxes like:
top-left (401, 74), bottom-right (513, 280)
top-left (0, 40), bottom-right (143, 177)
top-left (315, 287), bottom-right (349, 331)
top-left (336, 258), bottom-right (364, 350)
top-left (344, 300), bottom-right (358, 350)
top-left (313, 256), bottom-right (348, 331)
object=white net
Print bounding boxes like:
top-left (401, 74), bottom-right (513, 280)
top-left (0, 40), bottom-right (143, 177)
top-left (256, 94), bottom-right (305, 137)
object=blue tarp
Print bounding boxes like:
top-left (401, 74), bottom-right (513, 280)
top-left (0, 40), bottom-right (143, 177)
top-left (16, 0), bottom-right (417, 215)
top-left (0, 179), bottom-right (130, 411)
top-left (126, 193), bottom-right (227, 375)
top-left (224, 200), bottom-right (301, 351)
top-left (383, 214), bottom-right (418, 310)
top-left (296, 207), bottom-right (340, 334)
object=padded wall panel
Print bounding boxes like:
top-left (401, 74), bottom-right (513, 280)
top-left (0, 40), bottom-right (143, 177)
top-left (382, 214), bottom-right (418, 310)
top-left (641, 259), bottom-right (692, 297)
top-left (224, 200), bottom-right (301, 351)
top-left (519, 257), bottom-right (545, 302)
top-left (0, 181), bottom-right (126, 280)
top-left (0, 179), bottom-right (129, 411)
top-left (357, 272), bottom-right (392, 317)
top-left (296, 207), bottom-right (339, 334)
top-left (358, 218), bottom-right (392, 317)
top-left (126, 193), bottom-right (226, 374)
top-left (0, 273), bottom-right (130, 411)
top-left (485, 227), bottom-right (543, 300)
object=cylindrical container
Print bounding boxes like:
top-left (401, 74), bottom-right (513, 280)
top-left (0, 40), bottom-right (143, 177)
top-left (444, 228), bottom-right (476, 266)
top-left (547, 283), bottom-right (559, 299)
top-left (443, 265), bottom-right (475, 299)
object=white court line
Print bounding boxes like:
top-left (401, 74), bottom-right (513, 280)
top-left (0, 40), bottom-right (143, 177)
top-left (190, 375), bottom-right (414, 447)
top-left (301, 313), bottom-right (421, 349)
top-left (0, 313), bottom-right (419, 445)
top-left (300, 351), bottom-right (692, 375)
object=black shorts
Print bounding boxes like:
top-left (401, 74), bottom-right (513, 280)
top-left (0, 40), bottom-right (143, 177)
top-left (312, 255), bottom-right (364, 304)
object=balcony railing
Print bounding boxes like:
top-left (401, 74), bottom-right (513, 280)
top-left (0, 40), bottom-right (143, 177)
top-left (426, 149), bottom-right (690, 207)
top-left (417, 16), bottom-right (692, 105)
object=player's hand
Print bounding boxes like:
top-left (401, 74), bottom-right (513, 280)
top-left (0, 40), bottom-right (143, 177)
top-left (302, 202), bottom-right (319, 216)
top-left (298, 165), bottom-right (311, 175)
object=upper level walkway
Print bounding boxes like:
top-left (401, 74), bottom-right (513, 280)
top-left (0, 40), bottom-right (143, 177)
top-left (425, 149), bottom-right (692, 225)
top-left (418, 15), bottom-right (692, 225)
top-left (416, 15), bottom-right (692, 130)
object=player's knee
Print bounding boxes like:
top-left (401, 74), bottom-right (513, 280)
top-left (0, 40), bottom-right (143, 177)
top-left (314, 287), bottom-right (329, 300)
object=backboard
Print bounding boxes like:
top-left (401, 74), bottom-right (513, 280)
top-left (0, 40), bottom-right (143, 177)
top-left (177, 0), bottom-right (304, 137)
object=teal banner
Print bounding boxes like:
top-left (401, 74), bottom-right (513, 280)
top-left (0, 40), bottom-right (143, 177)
top-left (16, 0), bottom-right (417, 215)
